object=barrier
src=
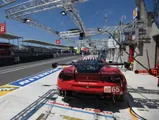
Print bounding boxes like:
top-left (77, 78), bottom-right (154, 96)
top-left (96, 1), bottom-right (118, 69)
top-left (134, 69), bottom-right (158, 76)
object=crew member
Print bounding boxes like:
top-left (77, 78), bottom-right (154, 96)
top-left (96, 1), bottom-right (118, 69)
top-left (157, 58), bottom-right (159, 87)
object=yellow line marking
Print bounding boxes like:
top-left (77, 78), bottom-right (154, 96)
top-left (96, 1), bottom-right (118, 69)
top-left (0, 84), bottom-right (19, 96)
top-left (36, 113), bottom-right (45, 120)
top-left (128, 108), bottom-right (138, 120)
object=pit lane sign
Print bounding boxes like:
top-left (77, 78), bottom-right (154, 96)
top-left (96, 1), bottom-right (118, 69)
top-left (0, 23), bottom-right (6, 34)
top-left (56, 40), bottom-right (60, 44)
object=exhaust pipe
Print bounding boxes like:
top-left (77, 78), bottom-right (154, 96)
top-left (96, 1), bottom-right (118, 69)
top-left (72, 91), bottom-right (76, 96)
top-left (100, 94), bottom-right (105, 99)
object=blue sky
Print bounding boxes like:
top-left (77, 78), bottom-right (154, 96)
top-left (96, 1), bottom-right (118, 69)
top-left (0, 0), bottom-right (136, 46)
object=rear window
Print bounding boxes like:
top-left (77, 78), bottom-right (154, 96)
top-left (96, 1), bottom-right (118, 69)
top-left (75, 59), bottom-right (103, 73)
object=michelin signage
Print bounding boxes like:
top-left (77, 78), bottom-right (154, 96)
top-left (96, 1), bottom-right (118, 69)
top-left (10, 67), bottom-right (62, 87)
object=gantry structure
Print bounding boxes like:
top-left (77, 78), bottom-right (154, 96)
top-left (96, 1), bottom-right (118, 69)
top-left (0, 0), bottom-right (16, 8)
top-left (4, 0), bottom-right (148, 51)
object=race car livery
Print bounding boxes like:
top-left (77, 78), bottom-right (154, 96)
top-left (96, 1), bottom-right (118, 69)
top-left (55, 57), bottom-right (127, 101)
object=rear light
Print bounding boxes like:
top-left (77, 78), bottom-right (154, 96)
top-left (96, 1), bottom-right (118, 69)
top-left (100, 75), bottom-right (123, 83)
top-left (59, 73), bottom-right (73, 80)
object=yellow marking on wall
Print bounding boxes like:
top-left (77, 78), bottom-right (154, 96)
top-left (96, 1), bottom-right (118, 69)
top-left (0, 84), bottom-right (19, 96)
top-left (61, 115), bottom-right (84, 120)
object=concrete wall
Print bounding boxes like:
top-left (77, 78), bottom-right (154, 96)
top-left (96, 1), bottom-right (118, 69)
top-left (151, 22), bottom-right (159, 36)
top-left (131, 0), bottom-right (157, 70)
top-left (133, 40), bottom-right (156, 70)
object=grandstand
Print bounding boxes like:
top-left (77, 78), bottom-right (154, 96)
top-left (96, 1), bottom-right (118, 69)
top-left (0, 34), bottom-right (76, 66)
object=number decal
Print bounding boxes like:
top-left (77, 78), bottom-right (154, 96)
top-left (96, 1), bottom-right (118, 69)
top-left (112, 86), bottom-right (116, 92)
top-left (104, 86), bottom-right (120, 93)
top-left (112, 86), bottom-right (120, 93)
top-left (115, 86), bottom-right (120, 92)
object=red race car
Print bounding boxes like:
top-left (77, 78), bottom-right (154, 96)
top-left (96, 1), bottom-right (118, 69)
top-left (53, 58), bottom-right (127, 101)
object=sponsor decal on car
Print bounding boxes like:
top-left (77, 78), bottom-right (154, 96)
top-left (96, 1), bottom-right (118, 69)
top-left (10, 67), bottom-right (62, 87)
top-left (0, 84), bottom-right (19, 96)
top-left (104, 86), bottom-right (120, 93)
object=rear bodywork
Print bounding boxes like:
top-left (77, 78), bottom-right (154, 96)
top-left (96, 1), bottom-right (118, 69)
top-left (57, 59), bottom-right (127, 101)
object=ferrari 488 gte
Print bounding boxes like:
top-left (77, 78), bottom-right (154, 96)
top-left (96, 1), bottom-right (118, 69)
top-left (54, 57), bottom-right (127, 101)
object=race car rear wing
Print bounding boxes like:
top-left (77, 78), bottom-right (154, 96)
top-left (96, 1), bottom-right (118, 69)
top-left (52, 62), bottom-right (131, 69)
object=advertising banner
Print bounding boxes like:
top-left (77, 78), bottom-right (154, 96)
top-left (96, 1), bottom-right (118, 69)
top-left (133, 7), bottom-right (138, 19)
top-left (0, 23), bottom-right (6, 34)
top-left (56, 40), bottom-right (60, 44)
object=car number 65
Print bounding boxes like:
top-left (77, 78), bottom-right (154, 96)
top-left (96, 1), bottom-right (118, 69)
top-left (112, 86), bottom-right (120, 93)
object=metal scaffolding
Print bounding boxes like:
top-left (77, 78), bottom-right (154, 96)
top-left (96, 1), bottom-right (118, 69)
top-left (4, 0), bottom-right (148, 53)
top-left (62, 3), bottom-right (86, 33)
top-left (14, 17), bottom-right (59, 35)
top-left (5, 0), bottom-right (87, 36)
top-left (59, 26), bottom-right (120, 38)
top-left (0, 0), bottom-right (16, 8)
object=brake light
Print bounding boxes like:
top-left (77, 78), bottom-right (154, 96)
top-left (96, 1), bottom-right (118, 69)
top-left (100, 75), bottom-right (123, 83)
top-left (59, 72), bottom-right (73, 80)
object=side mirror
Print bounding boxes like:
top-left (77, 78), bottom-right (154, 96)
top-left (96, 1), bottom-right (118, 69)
top-left (52, 63), bottom-right (58, 68)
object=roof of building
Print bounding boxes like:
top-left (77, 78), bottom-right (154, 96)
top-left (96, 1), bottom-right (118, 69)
top-left (21, 39), bottom-right (73, 48)
top-left (0, 33), bottom-right (22, 40)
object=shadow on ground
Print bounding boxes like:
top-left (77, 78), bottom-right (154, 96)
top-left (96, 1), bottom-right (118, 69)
top-left (126, 93), bottom-right (159, 109)
top-left (58, 90), bottom-right (159, 114)
top-left (61, 96), bottom-right (128, 113)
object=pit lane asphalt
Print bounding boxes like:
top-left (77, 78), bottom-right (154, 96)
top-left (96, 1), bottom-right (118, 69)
top-left (0, 56), bottom-right (81, 86)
